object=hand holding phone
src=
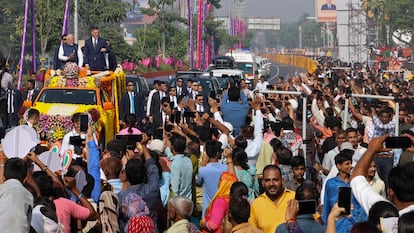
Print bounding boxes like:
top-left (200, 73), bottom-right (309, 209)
top-left (385, 136), bottom-right (411, 148)
top-left (338, 187), bottom-right (351, 215)
top-left (80, 114), bottom-right (89, 132)
top-left (298, 200), bottom-right (317, 215)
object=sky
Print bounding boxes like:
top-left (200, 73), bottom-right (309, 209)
top-left (215, 0), bottom-right (316, 23)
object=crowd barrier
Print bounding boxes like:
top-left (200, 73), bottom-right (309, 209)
top-left (262, 54), bottom-right (318, 74)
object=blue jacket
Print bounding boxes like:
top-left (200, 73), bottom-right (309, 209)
top-left (62, 44), bottom-right (80, 65)
top-left (87, 140), bottom-right (101, 203)
top-left (322, 176), bottom-right (367, 233)
top-left (220, 91), bottom-right (249, 136)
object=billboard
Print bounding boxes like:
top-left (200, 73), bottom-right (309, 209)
top-left (317, 0), bottom-right (337, 22)
top-left (247, 18), bottom-right (280, 31)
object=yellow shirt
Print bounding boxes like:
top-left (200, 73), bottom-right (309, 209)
top-left (248, 189), bottom-right (295, 233)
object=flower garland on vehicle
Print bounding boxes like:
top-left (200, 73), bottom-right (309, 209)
top-left (38, 108), bottom-right (101, 143)
top-left (47, 62), bottom-right (96, 88)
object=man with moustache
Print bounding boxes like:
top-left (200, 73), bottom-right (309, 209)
top-left (248, 165), bottom-right (295, 233)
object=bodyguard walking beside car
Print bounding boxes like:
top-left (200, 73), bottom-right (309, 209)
top-left (119, 80), bottom-right (145, 125)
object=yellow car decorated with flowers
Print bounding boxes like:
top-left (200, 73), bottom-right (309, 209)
top-left (31, 63), bottom-right (126, 148)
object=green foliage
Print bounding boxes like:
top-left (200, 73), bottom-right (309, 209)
top-left (383, 0), bottom-right (414, 43)
top-left (365, 0), bottom-right (414, 55)
top-left (0, 0), bottom-right (26, 67)
top-left (158, 63), bottom-right (174, 70)
top-left (275, 13), bottom-right (323, 49)
top-left (35, 0), bottom-right (66, 57)
top-left (206, 0), bottom-right (221, 9)
top-left (77, 0), bottom-right (128, 28)
top-left (134, 25), bottom-right (162, 58)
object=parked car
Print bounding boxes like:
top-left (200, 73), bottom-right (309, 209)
top-left (168, 71), bottom-right (222, 98)
top-left (126, 74), bottom-right (149, 97)
top-left (201, 69), bottom-right (245, 89)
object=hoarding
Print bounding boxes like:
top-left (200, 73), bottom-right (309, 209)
top-left (317, 0), bottom-right (337, 22)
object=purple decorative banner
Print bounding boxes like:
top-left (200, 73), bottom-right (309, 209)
top-left (188, 0), bottom-right (193, 69)
top-left (196, 0), bottom-right (203, 69)
top-left (201, 1), bottom-right (207, 69)
top-left (62, 0), bottom-right (70, 35)
top-left (18, 0), bottom-right (30, 90)
top-left (31, 0), bottom-right (36, 72)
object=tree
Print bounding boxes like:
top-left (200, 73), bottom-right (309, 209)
top-left (77, 0), bottom-right (128, 33)
top-left (0, 0), bottom-right (26, 68)
top-left (365, 0), bottom-right (414, 56)
top-left (35, 0), bottom-right (66, 61)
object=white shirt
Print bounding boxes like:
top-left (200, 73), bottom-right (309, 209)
top-left (322, 147), bottom-right (339, 172)
top-left (246, 110), bottom-right (264, 167)
top-left (255, 81), bottom-right (269, 91)
top-left (146, 89), bottom-right (157, 116)
top-left (60, 129), bottom-right (98, 158)
top-left (169, 95), bottom-right (177, 108)
top-left (195, 103), bottom-right (204, 112)
top-left (176, 86), bottom-right (183, 96)
top-left (26, 89), bottom-right (34, 101)
top-left (0, 179), bottom-right (33, 233)
top-left (162, 111), bottom-right (169, 125)
top-left (58, 44), bottom-right (84, 67)
top-left (159, 91), bottom-right (166, 99)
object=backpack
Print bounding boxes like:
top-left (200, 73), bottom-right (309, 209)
top-left (92, 191), bottom-right (120, 233)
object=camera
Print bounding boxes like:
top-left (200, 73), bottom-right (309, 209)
top-left (69, 136), bottom-right (84, 147)
top-left (165, 124), bottom-right (174, 132)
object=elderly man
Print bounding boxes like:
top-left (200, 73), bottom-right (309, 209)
top-left (58, 34), bottom-right (84, 67)
top-left (166, 196), bottom-right (197, 233)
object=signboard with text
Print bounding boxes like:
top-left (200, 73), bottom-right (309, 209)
top-left (247, 17), bottom-right (280, 31)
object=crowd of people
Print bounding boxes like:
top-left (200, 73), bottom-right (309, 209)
top-left (0, 54), bottom-right (414, 233)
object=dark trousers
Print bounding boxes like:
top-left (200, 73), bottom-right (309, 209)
top-left (373, 156), bottom-right (393, 187)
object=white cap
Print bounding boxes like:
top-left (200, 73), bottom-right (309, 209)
top-left (149, 139), bottom-right (164, 153)
top-left (288, 99), bottom-right (298, 110)
top-left (340, 142), bottom-right (354, 151)
top-left (223, 122), bottom-right (233, 134)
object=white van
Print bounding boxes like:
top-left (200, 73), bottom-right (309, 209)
top-left (202, 69), bottom-right (245, 89)
top-left (226, 50), bottom-right (256, 80)
top-left (255, 56), bottom-right (271, 77)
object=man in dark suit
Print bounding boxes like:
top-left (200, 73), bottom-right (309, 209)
top-left (152, 97), bottom-right (172, 132)
top-left (195, 94), bottom-right (209, 115)
top-left (119, 81), bottom-right (145, 124)
top-left (22, 80), bottom-right (39, 105)
top-left (83, 26), bottom-right (109, 71)
top-left (149, 81), bottom-right (167, 120)
top-left (321, 0), bottom-right (336, 10)
top-left (7, 87), bottom-right (22, 127)
top-left (175, 77), bottom-right (187, 96)
top-left (25, 108), bottom-right (40, 129)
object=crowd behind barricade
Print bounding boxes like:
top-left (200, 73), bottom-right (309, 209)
top-left (1, 55), bottom-right (414, 233)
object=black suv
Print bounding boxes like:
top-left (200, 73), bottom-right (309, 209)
top-left (168, 71), bottom-right (222, 98)
top-left (126, 74), bottom-right (150, 97)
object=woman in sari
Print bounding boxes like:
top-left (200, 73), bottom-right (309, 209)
top-left (200, 149), bottom-right (244, 233)
top-left (232, 147), bottom-right (259, 201)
